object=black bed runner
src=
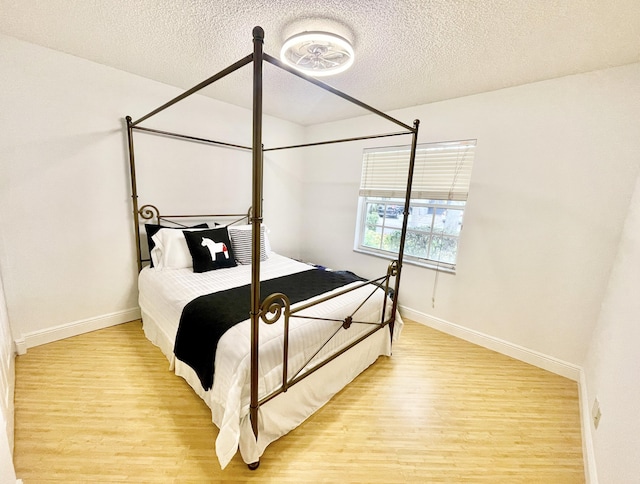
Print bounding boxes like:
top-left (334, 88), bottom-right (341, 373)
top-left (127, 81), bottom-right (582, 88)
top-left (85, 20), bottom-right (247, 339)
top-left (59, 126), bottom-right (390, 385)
top-left (174, 268), bottom-right (365, 391)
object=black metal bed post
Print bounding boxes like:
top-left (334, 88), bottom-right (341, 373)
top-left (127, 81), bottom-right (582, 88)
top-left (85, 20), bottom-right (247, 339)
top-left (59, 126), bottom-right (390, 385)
top-left (390, 119), bottom-right (420, 337)
top-left (125, 116), bottom-right (143, 272)
top-left (248, 25), bottom-right (264, 471)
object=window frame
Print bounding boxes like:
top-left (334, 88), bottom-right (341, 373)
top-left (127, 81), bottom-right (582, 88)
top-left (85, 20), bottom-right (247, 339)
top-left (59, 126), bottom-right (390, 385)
top-left (354, 197), bottom-right (464, 272)
top-left (354, 140), bottom-right (475, 272)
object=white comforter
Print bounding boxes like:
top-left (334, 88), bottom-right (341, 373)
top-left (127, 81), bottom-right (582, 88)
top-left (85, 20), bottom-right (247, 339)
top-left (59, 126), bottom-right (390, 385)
top-left (138, 253), bottom-right (402, 468)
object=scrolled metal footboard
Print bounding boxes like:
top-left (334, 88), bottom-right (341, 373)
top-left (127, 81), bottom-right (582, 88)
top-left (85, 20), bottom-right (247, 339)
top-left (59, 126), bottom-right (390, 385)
top-left (257, 260), bottom-right (399, 407)
top-left (260, 293), bottom-right (292, 393)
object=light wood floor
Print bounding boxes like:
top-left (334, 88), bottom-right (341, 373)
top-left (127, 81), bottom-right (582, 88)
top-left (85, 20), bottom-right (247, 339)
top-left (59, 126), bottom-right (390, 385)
top-left (14, 320), bottom-right (584, 483)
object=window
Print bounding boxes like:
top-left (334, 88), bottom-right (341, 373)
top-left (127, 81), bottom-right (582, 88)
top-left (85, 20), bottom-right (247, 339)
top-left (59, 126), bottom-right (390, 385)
top-left (355, 140), bottom-right (476, 271)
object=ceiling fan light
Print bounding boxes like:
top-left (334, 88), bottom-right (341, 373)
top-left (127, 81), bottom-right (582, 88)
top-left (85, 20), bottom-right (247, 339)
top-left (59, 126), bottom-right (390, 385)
top-left (280, 31), bottom-right (354, 77)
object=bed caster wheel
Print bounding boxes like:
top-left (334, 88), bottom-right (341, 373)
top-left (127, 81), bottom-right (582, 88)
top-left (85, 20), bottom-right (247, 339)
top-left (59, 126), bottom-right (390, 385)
top-left (248, 461), bottom-right (260, 470)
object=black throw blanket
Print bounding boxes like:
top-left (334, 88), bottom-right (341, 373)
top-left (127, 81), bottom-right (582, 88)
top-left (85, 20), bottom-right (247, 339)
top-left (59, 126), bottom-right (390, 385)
top-left (174, 268), bottom-right (365, 390)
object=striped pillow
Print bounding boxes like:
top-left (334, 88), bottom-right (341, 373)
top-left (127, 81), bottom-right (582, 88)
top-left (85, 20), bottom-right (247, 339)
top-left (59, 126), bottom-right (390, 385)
top-left (228, 225), bottom-right (268, 264)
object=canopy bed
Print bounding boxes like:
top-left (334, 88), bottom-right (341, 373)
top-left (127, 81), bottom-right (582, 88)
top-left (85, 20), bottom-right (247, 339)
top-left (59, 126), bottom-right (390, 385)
top-left (124, 26), bottom-right (419, 470)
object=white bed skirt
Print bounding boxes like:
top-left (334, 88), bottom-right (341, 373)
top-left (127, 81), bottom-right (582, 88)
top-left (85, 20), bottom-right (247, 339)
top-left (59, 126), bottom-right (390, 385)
top-left (141, 308), bottom-right (400, 467)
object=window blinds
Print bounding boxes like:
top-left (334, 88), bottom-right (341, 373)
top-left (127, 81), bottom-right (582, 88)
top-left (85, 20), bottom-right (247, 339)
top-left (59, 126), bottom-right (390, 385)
top-left (359, 140), bottom-right (476, 201)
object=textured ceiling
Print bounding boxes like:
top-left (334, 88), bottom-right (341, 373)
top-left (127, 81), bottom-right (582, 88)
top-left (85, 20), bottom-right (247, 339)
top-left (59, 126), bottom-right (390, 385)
top-left (1, 0), bottom-right (639, 126)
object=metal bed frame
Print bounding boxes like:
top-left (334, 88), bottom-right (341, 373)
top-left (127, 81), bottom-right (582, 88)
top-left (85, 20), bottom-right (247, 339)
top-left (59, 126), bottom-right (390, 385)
top-left (125, 26), bottom-right (419, 469)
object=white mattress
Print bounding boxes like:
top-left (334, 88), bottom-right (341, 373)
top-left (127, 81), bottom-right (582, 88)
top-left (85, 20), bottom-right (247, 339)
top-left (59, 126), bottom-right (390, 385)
top-left (139, 253), bottom-right (403, 468)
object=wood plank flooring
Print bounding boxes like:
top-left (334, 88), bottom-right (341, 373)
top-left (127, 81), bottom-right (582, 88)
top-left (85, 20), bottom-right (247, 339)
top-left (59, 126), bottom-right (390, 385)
top-left (13, 320), bottom-right (584, 483)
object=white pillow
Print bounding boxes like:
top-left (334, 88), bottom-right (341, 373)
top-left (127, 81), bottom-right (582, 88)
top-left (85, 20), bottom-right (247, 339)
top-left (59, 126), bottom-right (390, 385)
top-left (151, 227), bottom-right (208, 270)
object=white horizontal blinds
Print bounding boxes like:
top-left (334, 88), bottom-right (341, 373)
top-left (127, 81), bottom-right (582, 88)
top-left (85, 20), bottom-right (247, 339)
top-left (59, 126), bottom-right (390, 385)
top-left (359, 146), bottom-right (411, 198)
top-left (360, 140), bottom-right (476, 201)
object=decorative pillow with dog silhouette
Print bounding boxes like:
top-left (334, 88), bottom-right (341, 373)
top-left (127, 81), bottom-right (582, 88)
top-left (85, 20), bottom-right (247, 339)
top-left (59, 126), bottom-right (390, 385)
top-left (184, 227), bottom-right (237, 273)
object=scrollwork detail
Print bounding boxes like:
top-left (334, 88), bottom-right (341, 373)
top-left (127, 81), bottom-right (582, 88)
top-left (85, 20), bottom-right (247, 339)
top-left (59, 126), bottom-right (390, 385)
top-left (260, 293), bottom-right (290, 325)
top-left (139, 204), bottom-right (160, 222)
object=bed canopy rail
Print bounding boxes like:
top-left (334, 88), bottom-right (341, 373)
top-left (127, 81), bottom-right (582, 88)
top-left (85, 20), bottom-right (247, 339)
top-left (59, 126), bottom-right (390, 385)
top-left (125, 25), bottom-right (419, 470)
top-left (131, 125), bottom-right (252, 151)
top-left (129, 54), bottom-right (254, 128)
top-left (262, 52), bottom-right (414, 132)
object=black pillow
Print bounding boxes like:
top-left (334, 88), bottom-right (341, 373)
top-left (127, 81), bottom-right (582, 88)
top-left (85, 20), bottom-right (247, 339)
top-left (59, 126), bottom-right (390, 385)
top-left (145, 223), bottom-right (208, 267)
top-left (184, 227), bottom-right (237, 273)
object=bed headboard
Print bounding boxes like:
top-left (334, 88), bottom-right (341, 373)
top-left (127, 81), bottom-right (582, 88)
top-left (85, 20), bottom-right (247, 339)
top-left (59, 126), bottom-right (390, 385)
top-left (134, 204), bottom-right (252, 271)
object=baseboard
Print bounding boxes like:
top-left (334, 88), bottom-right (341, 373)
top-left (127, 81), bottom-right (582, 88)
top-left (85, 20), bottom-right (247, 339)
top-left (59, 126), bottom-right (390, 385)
top-left (14, 307), bottom-right (141, 354)
top-left (578, 369), bottom-right (598, 484)
top-left (399, 306), bottom-right (593, 481)
top-left (399, 306), bottom-right (582, 381)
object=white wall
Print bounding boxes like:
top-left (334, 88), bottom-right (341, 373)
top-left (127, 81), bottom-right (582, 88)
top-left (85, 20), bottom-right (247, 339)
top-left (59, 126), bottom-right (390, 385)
top-left (301, 65), bottom-right (640, 480)
top-left (301, 64), bottom-right (640, 369)
top-left (0, 266), bottom-right (17, 483)
top-left (0, 33), bottom-right (304, 479)
top-left (0, 34), bottom-right (305, 349)
top-left (582, 170), bottom-right (640, 483)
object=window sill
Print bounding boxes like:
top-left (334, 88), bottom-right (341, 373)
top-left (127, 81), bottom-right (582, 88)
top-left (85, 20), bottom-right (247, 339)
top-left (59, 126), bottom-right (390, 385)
top-left (353, 248), bottom-right (456, 274)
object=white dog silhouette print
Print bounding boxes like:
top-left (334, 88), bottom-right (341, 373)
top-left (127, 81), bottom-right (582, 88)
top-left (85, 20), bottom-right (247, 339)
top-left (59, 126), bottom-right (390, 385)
top-left (201, 238), bottom-right (229, 261)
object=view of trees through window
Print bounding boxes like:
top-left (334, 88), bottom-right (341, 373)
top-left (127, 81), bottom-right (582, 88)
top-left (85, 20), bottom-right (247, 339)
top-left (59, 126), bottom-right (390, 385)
top-left (360, 197), bottom-right (465, 268)
top-left (356, 139), bottom-right (475, 270)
